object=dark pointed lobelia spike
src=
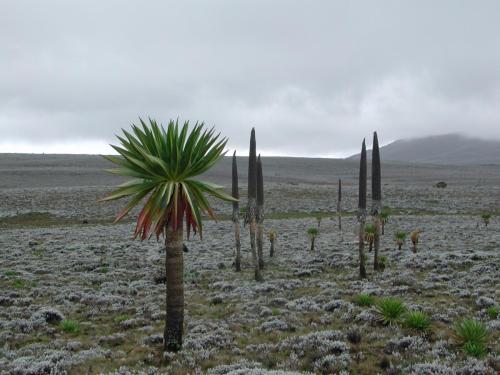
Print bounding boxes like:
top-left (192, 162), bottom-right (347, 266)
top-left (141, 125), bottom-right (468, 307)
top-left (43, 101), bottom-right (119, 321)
top-left (246, 128), bottom-right (257, 223)
top-left (256, 154), bottom-right (265, 270)
top-left (257, 154), bottom-right (264, 208)
top-left (358, 139), bottom-right (367, 210)
top-left (371, 131), bottom-right (382, 208)
top-left (232, 150), bottom-right (242, 272)
top-left (358, 138), bottom-right (368, 279)
top-left (337, 178), bottom-right (342, 231)
top-left (371, 131), bottom-right (382, 272)
top-left (338, 178), bottom-right (342, 202)
top-left (246, 128), bottom-right (263, 281)
top-left (232, 150), bottom-right (239, 220)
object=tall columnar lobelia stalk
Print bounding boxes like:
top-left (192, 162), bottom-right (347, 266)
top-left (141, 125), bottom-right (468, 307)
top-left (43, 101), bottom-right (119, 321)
top-left (337, 178), bottom-right (342, 231)
top-left (358, 139), bottom-right (367, 279)
top-left (371, 132), bottom-right (382, 271)
top-left (245, 128), bottom-right (263, 281)
top-left (232, 151), bottom-right (241, 272)
top-left (256, 154), bottom-right (265, 270)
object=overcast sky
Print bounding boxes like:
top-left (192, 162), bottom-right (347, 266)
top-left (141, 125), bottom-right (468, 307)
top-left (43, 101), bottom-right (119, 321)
top-left (1, 1), bottom-right (499, 157)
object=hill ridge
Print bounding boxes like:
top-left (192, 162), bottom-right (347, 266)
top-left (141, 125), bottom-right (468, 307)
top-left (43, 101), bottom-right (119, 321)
top-left (347, 133), bottom-right (500, 165)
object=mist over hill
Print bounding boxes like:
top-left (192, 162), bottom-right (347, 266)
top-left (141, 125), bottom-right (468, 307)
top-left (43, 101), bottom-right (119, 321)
top-left (348, 134), bottom-right (500, 165)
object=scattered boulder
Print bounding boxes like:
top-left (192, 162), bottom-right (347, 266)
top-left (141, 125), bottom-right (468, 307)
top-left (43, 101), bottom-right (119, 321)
top-left (476, 296), bottom-right (496, 308)
top-left (379, 357), bottom-right (391, 370)
top-left (435, 181), bottom-right (447, 188)
top-left (385, 336), bottom-right (429, 354)
top-left (269, 298), bottom-right (288, 307)
top-left (153, 269), bottom-right (166, 284)
top-left (286, 297), bottom-right (320, 312)
top-left (211, 296), bottom-right (224, 305)
top-left (259, 306), bottom-right (273, 317)
top-left (99, 333), bottom-right (126, 346)
top-left (347, 329), bottom-right (362, 345)
top-left (0, 296), bottom-right (12, 306)
top-left (143, 334), bottom-right (163, 346)
top-left (323, 299), bottom-right (345, 312)
top-left (65, 340), bottom-right (82, 351)
top-left (355, 309), bottom-right (378, 325)
top-left (259, 318), bottom-right (294, 333)
top-left (293, 269), bottom-right (313, 277)
top-left (32, 307), bottom-right (65, 324)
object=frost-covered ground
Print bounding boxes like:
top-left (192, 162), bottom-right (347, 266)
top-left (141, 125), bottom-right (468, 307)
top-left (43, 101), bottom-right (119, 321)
top-left (0, 155), bottom-right (499, 374)
top-left (1, 216), bottom-right (499, 374)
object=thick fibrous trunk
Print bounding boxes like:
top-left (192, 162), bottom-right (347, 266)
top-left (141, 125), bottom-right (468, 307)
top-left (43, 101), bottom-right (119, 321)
top-left (234, 222), bottom-right (241, 271)
top-left (358, 221), bottom-right (367, 279)
top-left (373, 218), bottom-right (381, 270)
top-left (250, 221), bottom-right (263, 281)
top-left (337, 178), bottom-right (342, 231)
top-left (371, 132), bottom-right (382, 203)
top-left (358, 139), bottom-right (367, 279)
top-left (246, 128), bottom-right (263, 281)
top-left (164, 222), bottom-right (184, 352)
top-left (270, 240), bottom-right (275, 257)
top-left (371, 132), bottom-right (382, 271)
top-left (232, 151), bottom-right (241, 272)
top-left (310, 237), bottom-right (315, 251)
top-left (256, 155), bottom-right (264, 270)
top-left (257, 224), bottom-right (264, 269)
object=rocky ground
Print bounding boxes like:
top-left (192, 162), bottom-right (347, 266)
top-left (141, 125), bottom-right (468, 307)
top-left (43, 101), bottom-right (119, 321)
top-left (0, 154), bottom-right (499, 374)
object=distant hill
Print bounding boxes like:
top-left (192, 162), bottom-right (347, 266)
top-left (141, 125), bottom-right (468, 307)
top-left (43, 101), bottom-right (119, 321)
top-left (348, 134), bottom-right (500, 165)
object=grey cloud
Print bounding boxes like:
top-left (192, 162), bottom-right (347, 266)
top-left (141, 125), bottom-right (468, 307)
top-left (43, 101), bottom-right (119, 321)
top-left (1, 0), bottom-right (500, 155)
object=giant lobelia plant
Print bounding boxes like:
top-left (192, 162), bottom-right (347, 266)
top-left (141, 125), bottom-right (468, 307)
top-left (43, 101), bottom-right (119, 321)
top-left (337, 178), bottom-right (342, 231)
top-left (245, 128), bottom-right (264, 281)
top-left (357, 139), bottom-right (368, 279)
top-left (371, 132), bottom-right (382, 271)
top-left (256, 154), bottom-right (265, 270)
top-left (101, 118), bottom-right (234, 351)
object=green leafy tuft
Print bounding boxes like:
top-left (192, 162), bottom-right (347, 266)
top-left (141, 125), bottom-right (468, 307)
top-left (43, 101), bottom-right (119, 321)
top-left (60, 319), bottom-right (80, 333)
top-left (463, 341), bottom-right (487, 358)
top-left (403, 311), bottom-right (431, 332)
top-left (307, 227), bottom-right (319, 237)
top-left (486, 306), bottom-right (499, 320)
top-left (454, 318), bottom-right (488, 346)
top-left (376, 297), bottom-right (406, 325)
top-left (354, 293), bottom-right (375, 307)
top-left (102, 119), bottom-right (235, 240)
